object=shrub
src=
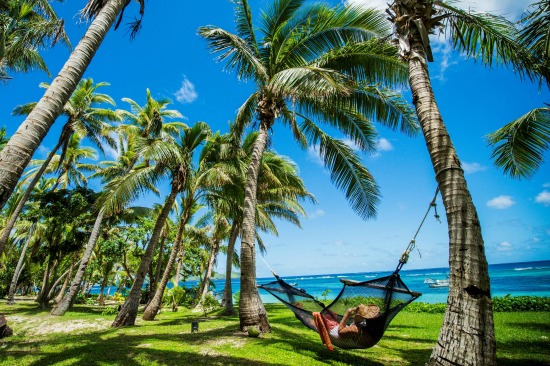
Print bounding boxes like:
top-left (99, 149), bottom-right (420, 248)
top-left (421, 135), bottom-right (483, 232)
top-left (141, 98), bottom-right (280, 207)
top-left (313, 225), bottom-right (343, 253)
top-left (404, 302), bottom-right (447, 314)
top-left (492, 295), bottom-right (550, 312)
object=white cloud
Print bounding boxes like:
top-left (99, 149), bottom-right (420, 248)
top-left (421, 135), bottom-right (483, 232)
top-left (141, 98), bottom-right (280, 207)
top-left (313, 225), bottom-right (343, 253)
top-left (37, 145), bottom-right (50, 157)
top-left (535, 191), bottom-right (550, 206)
top-left (342, 138), bottom-right (361, 152)
top-left (334, 240), bottom-right (345, 247)
top-left (377, 138), bottom-right (393, 152)
top-left (102, 144), bottom-right (119, 160)
top-left (487, 195), bottom-right (515, 209)
top-left (458, 0), bottom-right (531, 20)
top-left (345, 0), bottom-right (532, 81)
top-left (309, 209), bottom-right (325, 219)
top-left (462, 161), bottom-right (487, 174)
top-left (345, 0), bottom-right (531, 19)
top-left (497, 241), bottom-right (513, 252)
top-left (307, 145), bottom-right (324, 166)
top-left (174, 76), bottom-right (198, 104)
top-left (430, 36), bottom-right (457, 81)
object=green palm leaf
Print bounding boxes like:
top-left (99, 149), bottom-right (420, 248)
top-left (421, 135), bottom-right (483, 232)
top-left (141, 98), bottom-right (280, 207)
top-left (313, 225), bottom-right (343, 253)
top-left (487, 107), bottom-right (550, 179)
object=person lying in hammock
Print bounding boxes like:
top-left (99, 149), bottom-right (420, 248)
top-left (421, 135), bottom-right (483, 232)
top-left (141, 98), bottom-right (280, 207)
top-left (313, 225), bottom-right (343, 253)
top-left (313, 304), bottom-right (380, 350)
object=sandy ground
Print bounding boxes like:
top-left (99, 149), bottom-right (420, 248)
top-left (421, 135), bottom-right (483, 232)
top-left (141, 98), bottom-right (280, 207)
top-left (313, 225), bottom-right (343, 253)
top-left (7, 313), bottom-right (113, 336)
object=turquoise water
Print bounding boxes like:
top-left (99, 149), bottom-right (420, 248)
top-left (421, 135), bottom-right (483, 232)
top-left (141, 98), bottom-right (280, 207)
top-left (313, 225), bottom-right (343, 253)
top-left (211, 260), bottom-right (550, 304)
top-left (93, 260), bottom-right (550, 304)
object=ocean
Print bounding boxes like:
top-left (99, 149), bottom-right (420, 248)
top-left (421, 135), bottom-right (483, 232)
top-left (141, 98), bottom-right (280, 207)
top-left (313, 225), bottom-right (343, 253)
top-left (212, 260), bottom-right (550, 304)
top-left (93, 260), bottom-right (550, 304)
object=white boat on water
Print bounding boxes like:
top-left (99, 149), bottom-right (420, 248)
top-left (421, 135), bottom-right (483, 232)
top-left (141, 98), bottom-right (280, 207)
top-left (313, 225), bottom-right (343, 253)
top-left (424, 278), bottom-right (450, 288)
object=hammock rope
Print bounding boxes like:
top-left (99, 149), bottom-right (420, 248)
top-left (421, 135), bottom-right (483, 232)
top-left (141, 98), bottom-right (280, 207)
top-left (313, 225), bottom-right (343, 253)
top-left (258, 188), bottom-right (441, 350)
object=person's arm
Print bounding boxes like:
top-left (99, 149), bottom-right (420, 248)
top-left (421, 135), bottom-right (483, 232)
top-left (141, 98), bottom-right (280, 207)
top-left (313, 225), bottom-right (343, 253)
top-left (338, 308), bottom-right (359, 336)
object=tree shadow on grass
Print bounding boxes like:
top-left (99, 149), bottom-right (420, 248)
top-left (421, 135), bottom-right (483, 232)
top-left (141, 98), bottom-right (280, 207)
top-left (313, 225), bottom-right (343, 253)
top-left (505, 321), bottom-right (550, 333)
top-left (4, 324), bottom-right (290, 366)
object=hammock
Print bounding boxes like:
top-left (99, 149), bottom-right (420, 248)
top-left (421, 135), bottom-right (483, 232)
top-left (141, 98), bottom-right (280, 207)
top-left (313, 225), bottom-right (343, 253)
top-left (258, 189), bottom-right (440, 350)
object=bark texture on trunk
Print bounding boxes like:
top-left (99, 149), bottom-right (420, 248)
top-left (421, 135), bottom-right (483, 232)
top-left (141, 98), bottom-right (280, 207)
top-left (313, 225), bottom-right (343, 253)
top-left (112, 187), bottom-right (179, 327)
top-left (7, 239), bottom-right (29, 305)
top-left (0, 0), bottom-right (127, 210)
top-left (142, 209), bottom-right (188, 321)
top-left (196, 239), bottom-right (220, 308)
top-left (0, 139), bottom-right (62, 256)
top-left (239, 120), bottom-right (270, 332)
top-left (222, 222), bottom-right (239, 315)
top-left (51, 209), bottom-right (106, 315)
top-left (407, 37), bottom-right (496, 366)
top-left (54, 257), bottom-right (77, 304)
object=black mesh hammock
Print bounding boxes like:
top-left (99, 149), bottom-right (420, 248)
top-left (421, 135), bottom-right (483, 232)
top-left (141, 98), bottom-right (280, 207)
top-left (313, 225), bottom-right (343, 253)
top-left (258, 189), bottom-right (440, 350)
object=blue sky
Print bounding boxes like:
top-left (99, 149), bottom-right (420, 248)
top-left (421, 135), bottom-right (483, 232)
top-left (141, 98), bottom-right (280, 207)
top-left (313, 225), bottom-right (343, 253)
top-left (0, 0), bottom-right (548, 278)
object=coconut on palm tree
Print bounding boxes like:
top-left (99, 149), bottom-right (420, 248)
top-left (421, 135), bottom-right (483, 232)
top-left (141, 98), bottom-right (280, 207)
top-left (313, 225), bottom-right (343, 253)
top-left (199, 0), bottom-right (417, 331)
top-left (0, 0), bottom-right (144, 211)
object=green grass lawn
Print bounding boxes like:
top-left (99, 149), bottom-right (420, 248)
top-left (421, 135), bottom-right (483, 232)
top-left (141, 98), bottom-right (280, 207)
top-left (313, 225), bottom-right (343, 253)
top-left (0, 300), bottom-right (548, 365)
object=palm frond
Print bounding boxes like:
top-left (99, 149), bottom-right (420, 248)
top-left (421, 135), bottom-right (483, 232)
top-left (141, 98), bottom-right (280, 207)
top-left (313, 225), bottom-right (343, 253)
top-left (487, 107), bottom-right (550, 179)
top-left (198, 25), bottom-right (268, 82)
top-left (438, 1), bottom-right (543, 83)
top-left (301, 118), bottom-right (380, 219)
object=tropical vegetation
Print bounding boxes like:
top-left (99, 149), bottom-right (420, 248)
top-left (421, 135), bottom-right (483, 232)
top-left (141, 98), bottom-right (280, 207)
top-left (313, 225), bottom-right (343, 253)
top-left (0, 1), bottom-right (548, 366)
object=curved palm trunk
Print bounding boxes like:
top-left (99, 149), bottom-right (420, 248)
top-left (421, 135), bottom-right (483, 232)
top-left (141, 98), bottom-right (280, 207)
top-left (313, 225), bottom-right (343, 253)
top-left (222, 221), bottom-right (239, 315)
top-left (47, 262), bottom-right (75, 300)
top-left (7, 238), bottom-right (30, 304)
top-left (112, 187), bottom-right (179, 327)
top-left (38, 258), bottom-right (59, 309)
top-left (142, 209), bottom-right (188, 320)
top-left (196, 239), bottom-right (221, 308)
top-left (51, 209), bottom-right (105, 315)
top-left (0, 138), bottom-right (63, 255)
top-left (0, 0), bottom-right (128, 210)
top-left (239, 120), bottom-right (270, 332)
top-left (54, 257), bottom-right (78, 304)
top-left (407, 38), bottom-right (495, 365)
top-left (150, 233), bottom-right (166, 295)
top-left (97, 275), bottom-right (109, 306)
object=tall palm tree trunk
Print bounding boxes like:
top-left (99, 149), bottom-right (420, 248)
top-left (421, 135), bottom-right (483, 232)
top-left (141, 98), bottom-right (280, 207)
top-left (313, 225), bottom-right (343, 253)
top-left (97, 274), bottom-right (109, 306)
top-left (239, 120), bottom-right (270, 332)
top-left (51, 209), bottom-right (106, 315)
top-left (196, 239), bottom-right (220, 308)
top-left (7, 238), bottom-right (30, 304)
top-left (54, 257), bottom-right (78, 304)
top-left (150, 233), bottom-right (166, 295)
top-left (142, 208), bottom-right (188, 320)
top-left (222, 221), bottom-right (239, 315)
top-left (38, 258), bottom-right (59, 309)
top-left (407, 38), bottom-right (495, 366)
top-left (0, 138), bottom-right (63, 255)
top-left (112, 187), bottom-right (179, 327)
top-left (0, 0), bottom-right (128, 210)
top-left (47, 262), bottom-right (75, 300)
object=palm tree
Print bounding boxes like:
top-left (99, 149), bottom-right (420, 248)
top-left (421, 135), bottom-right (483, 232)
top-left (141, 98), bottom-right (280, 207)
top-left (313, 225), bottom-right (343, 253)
top-left (488, 1), bottom-right (550, 179)
top-left (51, 89), bottom-right (184, 316)
top-left (112, 122), bottom-right (213, 327)
top-left (383, 1), bottom-right (543, 364)
top-left (199, 0), bottom-right (417, 331)
top-left (0, 0), bottom-right (144, 210)
top-left (0, 78), bottom-right (118, 256)
top-left (142, 133), bottom-right (237, 321)
top-left (0, 0), bottom-right (70, 79)
top-left (215, 131), bottom-right (314, 316)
